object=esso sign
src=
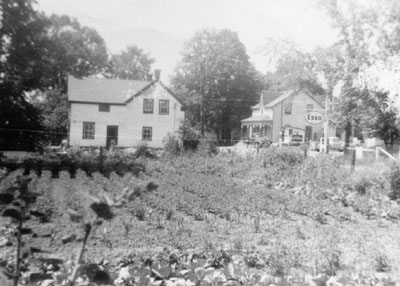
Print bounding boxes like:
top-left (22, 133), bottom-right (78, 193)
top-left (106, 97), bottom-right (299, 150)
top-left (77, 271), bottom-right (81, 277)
top-left (305, 111), bottom-right (323, 124)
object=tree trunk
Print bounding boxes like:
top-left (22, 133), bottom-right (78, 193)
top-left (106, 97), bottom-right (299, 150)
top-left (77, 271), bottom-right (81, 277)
top-left (344, 121), bottom-right (352, 154)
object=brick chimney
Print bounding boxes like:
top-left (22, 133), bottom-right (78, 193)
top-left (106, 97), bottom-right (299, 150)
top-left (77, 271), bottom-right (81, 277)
top-left (155, 69), bottom-right (161, 81)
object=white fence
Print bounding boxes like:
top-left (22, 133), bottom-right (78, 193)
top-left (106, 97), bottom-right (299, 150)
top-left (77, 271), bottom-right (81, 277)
top-left (349, 146), bottom-right (399, 162)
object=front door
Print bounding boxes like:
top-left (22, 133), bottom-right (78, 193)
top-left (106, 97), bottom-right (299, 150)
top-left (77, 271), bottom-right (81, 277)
top-left (106, 126), bottom-right (118, 147)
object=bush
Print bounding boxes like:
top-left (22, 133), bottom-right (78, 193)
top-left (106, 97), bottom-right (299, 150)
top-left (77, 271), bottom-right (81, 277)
top-left (389, 164), bottom-right (400, 200)
top-left (354, 177), bottom-right (372, 195)
top-left (197, 132), bottom-right (218, 155)
top-left (163, 133), bottom-right (182, 156)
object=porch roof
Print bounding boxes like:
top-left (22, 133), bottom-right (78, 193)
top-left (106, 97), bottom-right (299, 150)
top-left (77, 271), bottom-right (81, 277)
top-left (241, 114), bottom-right (272, 124)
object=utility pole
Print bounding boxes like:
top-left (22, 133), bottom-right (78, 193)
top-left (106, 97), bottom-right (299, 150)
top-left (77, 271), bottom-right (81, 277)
top-left (200, 61), bottom-right (205, 137)
top-left (323, 93), bottom-right (329, 153)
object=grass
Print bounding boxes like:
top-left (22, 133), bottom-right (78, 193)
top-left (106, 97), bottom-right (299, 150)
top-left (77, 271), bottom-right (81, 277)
top-left (1, 147), bottom-right (400, 284)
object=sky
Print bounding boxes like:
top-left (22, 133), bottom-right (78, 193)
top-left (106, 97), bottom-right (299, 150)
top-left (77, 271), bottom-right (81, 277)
top-left (35, 0), bottom-right (338, 82)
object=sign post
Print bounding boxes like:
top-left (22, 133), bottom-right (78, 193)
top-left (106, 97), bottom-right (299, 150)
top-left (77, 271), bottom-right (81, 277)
top-left (323, 95), bottom-right (329, 153)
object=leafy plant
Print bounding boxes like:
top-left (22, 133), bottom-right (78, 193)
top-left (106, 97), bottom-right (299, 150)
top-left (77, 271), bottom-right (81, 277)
top-left (0, 176), bottom-right (41, 286)
top-left (389, 164), bottom-right (400, 200)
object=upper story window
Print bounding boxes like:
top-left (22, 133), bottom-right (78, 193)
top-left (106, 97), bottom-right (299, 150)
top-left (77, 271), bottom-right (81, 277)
top-left (82, 122), bottom-right (95, 139)
top-left (159, 100), bottom-right (169, 115)
top-left (99, 104), bottom-right (110, 112)
top-left (306, 104), bottom-right (314, 111)
top-left (284, 101), bottom-right (292, 115)
top-left (143, 99), bottom-right (154, 113)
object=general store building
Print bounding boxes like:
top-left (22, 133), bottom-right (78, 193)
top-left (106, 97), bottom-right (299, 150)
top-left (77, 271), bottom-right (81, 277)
top-left (241, 89), bottom-right (335, 143)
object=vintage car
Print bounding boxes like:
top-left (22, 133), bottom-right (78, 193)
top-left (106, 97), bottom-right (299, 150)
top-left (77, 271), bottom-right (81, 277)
top-left (313, 136), bottom-right (345, 151)
top-left (244, 135), bottom-right (272, 147)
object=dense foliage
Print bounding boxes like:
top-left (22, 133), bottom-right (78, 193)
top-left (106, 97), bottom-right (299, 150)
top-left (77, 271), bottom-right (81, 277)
top-left (172, 28), bottom-right (263, 142)
top-left (0, 0), bottom-right (155, 150)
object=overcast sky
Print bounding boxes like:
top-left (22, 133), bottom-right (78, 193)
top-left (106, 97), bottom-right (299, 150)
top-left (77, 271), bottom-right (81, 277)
top-left (35, 0), bottom-right (337, 81)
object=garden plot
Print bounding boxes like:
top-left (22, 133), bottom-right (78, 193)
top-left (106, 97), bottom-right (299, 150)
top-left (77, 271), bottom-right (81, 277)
top-left (1, 148), bottom-right (400, 285)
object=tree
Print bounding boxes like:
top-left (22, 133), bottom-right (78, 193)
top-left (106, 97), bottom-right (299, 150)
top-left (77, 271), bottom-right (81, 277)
top-left (0, 0), bottom-right (110, 149)
top-left (34, 14), bottom-right (109, 145)
top-left (1, 0), bottom-right (51, 91)
top-left (261, 38), bottom-right (325, 96)
top-left (0, 0), bottom-right (48, 150)
top-left (32, 91), bottom-right (69, 145)
top-left (0, 83), bottom-right (42, 151)
top-left (44, 14), bottom-right (109, 91)
top-left (316, 0), bottom-right (380, 148)
top-left (106, 46), bottom-right (155, 80)
top-left (172, 28), bottom-right (263, 142)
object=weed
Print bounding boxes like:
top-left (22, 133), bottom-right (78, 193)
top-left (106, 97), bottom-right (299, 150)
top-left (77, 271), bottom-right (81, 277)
top-left (354, 177), bottom-right (372, 195)
top-left (165, 208), bottom-right (174, 220)
top-left (295, 225), bottom-right (306, 240)
top-left (202, 236), bottom-right (216, 252)
top-left (314, 211), bottom-right (328, 224)
top-left (252, 214), bottom-right (261, 233)
top-left (232, 237), bottom-right (244, 252)
top-left (389, 164), bottom-right (400, 200)
top-left (133, 205), bottom-right (147, 221)
top-left (245, 252), bottom-right (265, 268)
top-left (163, 133), bottom-right (182, 156)
top-left (375, 252), bottom-right (391, 272)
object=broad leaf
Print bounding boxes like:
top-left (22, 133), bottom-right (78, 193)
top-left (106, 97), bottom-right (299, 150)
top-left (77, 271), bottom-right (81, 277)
top-left (79, 264), bottom-right (112, 285)
top-left (90, 202), bottom-right (114, 220)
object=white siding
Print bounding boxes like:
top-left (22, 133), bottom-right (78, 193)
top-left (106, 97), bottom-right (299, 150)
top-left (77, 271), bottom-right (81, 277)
top-left (69, 84), bottom-right (184, 148)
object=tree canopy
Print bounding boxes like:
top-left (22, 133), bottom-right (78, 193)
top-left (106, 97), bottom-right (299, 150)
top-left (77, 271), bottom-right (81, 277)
top-left (106, 46), bottom-right (155, 81)
top-left (172, 28), bottom-right (263, 142)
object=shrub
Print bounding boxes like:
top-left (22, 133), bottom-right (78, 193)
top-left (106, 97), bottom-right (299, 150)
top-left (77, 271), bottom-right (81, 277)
top-left (135, 143), bottom-right (154, 158)
top-left (354, 177), bottom-right (372, 195)
top-left (163, 133), bottom-right (182, 156)
top-left (197, 132), bottom-right (218, 155)
top-left (389, 164), bottom-right (400, 200)
top-left (375, 252), bottom-right (391, 272)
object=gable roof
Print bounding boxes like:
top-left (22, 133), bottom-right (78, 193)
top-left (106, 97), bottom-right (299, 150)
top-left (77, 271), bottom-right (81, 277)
top-left (262, 90), bottom-right (284, 105)
top-left (68, 76), bottom-right (184, 106)
top-left (264, 89), bottom-right (325, 108)
top-left (252, 90), bottom-right (284, 109)
top-left (264, 90), bottom-right (294, 108)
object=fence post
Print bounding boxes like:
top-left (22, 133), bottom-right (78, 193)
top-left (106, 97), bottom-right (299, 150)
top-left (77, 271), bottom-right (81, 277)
top-left (351, 149), bottom-right (356, 171)
top-left (375, 147), bottom-right (379, 161)
top-left (99, 147), bottom-right (104, 174)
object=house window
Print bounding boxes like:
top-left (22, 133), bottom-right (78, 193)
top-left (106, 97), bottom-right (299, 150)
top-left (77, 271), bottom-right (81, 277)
top-left (142, 127), bottom-right (152, 141)
top-left (159, 100), bottom-right (169, 115)
top-left (306, 104), bottom-right (314, 111)
top-left (305, 126), bottom-right (313, 142)
top-left (82, 122), bottom-right (95, 139)
top-left (284, 102), bottom-right (292, 115)
top-left (143, 99), bottom-right (154, 113)
top-left (99, 104), bottom-right (110, 112)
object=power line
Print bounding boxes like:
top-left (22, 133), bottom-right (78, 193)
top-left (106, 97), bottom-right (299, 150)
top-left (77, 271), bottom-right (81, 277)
top-left (0, 128), bottom-right (238, 142)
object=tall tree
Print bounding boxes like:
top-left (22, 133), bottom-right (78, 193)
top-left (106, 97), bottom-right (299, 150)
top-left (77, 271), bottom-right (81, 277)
top-left (106, 45), bottom-right (155, 80)
top-left (172, 28), bottom-right (263, 142)
top-left (33, 14), bottom-right (109, 145)
top-left (1, 0), bottom-right (50, 91)
top-left (44, 14), bottom-right (109, 91)
top-left (262, 38), bottom-right (325, 96)
top-left (1, 0), bottom-right (110, 149)
top-left (316, 0), bottom-right (380, 148)
top-left (0, 0), bottom-right (48, 150)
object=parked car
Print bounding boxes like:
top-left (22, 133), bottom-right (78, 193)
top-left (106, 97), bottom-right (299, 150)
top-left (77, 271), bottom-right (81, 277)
top-left (327, 136), bottom-right (345, 151)
top-left (311, 137), bottom-right (345, 151)
top-left (245, 135), bottom-right (271, 148)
